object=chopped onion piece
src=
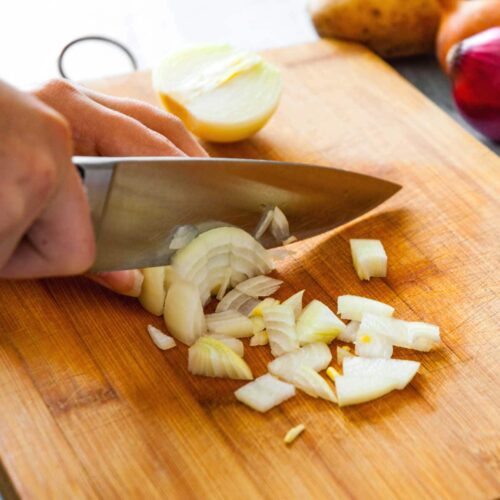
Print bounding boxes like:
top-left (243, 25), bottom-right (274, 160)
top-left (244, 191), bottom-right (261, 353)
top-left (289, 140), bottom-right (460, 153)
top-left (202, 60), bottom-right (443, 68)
top-left (147, 324), bottom-right (176, 350)
top-left (350, 239), bottom-right (387, 280)
top-left (337, 295), bottom-right (394, 322)
top-left (335, 373), bottom-right (398, 407)
top-left (359, 313), bottom-right (440, 352)
top-left (250, 316), bottom-right (265, 335)
top-left (283, 365), bottom-right (337, 402)
top-left (235, 275), bottom-right (283, 298)
top-left (326, 366), bottom-right (340, 382)
top-left (249, 297), bottom-right (280, 317)
top-left (206, 310), bottom-right (253, 338)
top-left (337, 320), bottom-right (360, 343)
top-left (343, 357), bottom-right (420, 390)
top-left (188, 336), bottom-right (253, 380)
top-left (210, 336), bottom-right (244, 357)
top-left (336, 345), bottom-right (354, 365)
top-left (235, 373), bottom-right (295, 412)
top-left (268, 343), bottom-right (332, 378)
top-left (216, 289), bottom-right (259, 315)
top-left (254, 207), bottom-right (274, 239)
top-left (282, 290), bottom-right (304, 319)
top-left (215, 267), bottom-right (232, 300)
top-left (164, 265), bottom-right (183, 289)
top-left (263, 303), bottom-right (299, 356)
top-left (172, 227), bottom-right (273, 302)
top-left (164, 280), bottom-right (206, 345)
top-left (250, 329), bottom-right (269, 346)
top-left (284, 424), bottom-right (305, 444)
top-left (354, 330), bottom-right (393, 359)
top-left (139, 266), bottom-right (167, 316)
top-left (169, 225), bottom-right (198, 250)
top-left (270, 206), bottom-right (290, 243)
top-left (282, 235), bottom-right (298, 245)
top-left (297, 300), bottom-right (345, 345)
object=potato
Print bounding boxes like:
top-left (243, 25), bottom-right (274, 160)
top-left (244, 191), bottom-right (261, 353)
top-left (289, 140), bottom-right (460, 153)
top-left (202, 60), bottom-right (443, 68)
top-left (309, 0), bottom-right (442, 58)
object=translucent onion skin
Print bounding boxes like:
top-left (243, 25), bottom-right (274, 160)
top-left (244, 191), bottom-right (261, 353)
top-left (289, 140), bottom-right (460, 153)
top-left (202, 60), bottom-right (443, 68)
top-left (449, 27), bottom-right (500, 141)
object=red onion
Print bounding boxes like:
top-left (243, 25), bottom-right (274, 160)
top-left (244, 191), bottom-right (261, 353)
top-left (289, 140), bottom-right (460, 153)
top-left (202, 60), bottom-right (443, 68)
top-left (448, 27), bottom-right (500, 142)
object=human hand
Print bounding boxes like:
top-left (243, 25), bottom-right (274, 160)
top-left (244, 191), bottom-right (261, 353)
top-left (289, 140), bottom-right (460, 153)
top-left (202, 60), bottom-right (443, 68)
top-left (0, 78), bottom-right (207, 297)
top-left (33, 79), bottom-right (208, 297)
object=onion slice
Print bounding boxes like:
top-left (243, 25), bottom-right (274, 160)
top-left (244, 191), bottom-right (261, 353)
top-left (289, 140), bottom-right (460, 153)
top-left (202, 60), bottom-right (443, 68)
top-left (337, 295), bottom-right (394, 322)
top-left (350, 239), bottom-right (387, 280)
top-left (206, 310), bottom-right (254, 338)
top-left (359, 313), bottom-right (440, 352)
top-left (335, 373), bottom-right (398, 407)
top-left (188, 336), bottom-right (253, 380)
top-left (336, 345), bottom-right (354, 365)
top-left (270, 206), bottom-right (290, 242)
top-left (354, 330), bottom-right (393, 359)
top-left (215, 267), bottom-right (232, 300)
top-left (235, 275), bottom-right (283, 298)
top-left (164, 280), bottom-right (206, 345)
top-left (268, 343), bottom-right (332, 377)
top-left (250, 329), bottom-right (269, 346)
top-left (216, 289), bottom-right (259, 315)
top-left (343, 357), bottom-right (420, 390)
top-left (288, 365), bottom-right (337, 402)
top-left (169, 225), bottom-right (198, 250)
top-left (296, 300), bottom-right (345, 345)
top-left (234, 373), bottom-right (295, 412)
top-left (337, 320), bottom-right (359, 343)
top-left (249, 297), bottom-right (280, 317)
top-left (139, 266), bottom-right (167, 316)
top-left (263, 303), bottom-right (299, 356)
top-left (210, 336), bottom-right (244, 357)
top-left (147, 325), bottom-right (176, 350)
top-left (282, 290), bottom-right (304, 319)
top-left (254, 207), bottom-right (274, 239)
top-left (284, 424), bottom-right (305, 444)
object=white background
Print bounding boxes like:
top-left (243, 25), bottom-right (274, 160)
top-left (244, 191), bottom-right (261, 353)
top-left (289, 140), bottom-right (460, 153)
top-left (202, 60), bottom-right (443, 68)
top-left (1, 0), bottom-right (318, 88)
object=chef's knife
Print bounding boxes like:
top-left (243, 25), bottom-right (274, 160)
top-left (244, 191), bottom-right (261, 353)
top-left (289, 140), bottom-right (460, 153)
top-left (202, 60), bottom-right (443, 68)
top-left (74, 156), bottom-right (401, 272)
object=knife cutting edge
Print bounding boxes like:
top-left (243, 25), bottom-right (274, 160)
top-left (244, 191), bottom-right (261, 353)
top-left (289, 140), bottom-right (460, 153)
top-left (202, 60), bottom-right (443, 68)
top-left (73, 156), bottom-right (401, 272)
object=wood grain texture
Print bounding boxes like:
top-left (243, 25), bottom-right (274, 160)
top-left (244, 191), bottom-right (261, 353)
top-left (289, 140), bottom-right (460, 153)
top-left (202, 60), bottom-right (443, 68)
top-left (1, 40), bottom-right (499, 499)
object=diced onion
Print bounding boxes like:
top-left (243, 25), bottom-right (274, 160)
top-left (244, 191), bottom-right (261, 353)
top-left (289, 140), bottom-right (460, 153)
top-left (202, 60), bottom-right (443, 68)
top-left (250, 316), bottom-right (265, 335)
top-left (215, 267), bottom-right (232, 300)
top-left (280, 364), bottom-right (337, 402)
top-left (354, 330), bottom-right (393, 359)
top-left (284, 424), bottom-right (305, 444)
top-left (359, 313), bottom-right (440, 352)
top-left (216, 289), bottom-right (260, 315)
top-left (210, 336), bottom-right (244, 357)
top-left (335, 373), bottom-right (398, 407)
top-left (296, 300), bottom-right (345, 345)
top-left (254, 207), bottom-right (274, 239)
top-left (326, 366), bottom-right (339, 382)
top-left (343, 357), bottom-right (420, 390)
top-left (169, 225), bottom-right (198, 250)
top-left (263, 303), bottom-right (299, 356)
top-left (350, 239), bottom-right (387, 280)
top-left (271, 206), bottom-right (290, 242)
top-left (250, 329), bottom-right (269, 346)
top-left (139, 266), bottom-right (167, 316)
top-left (249, 297), bottom-right (280, 317)
top-left (336, 345), bottom-right (354, 365)
top-left (337, 320), bottom-right (359, 343)
top-left (337, 295), bottom-right (394, 322)
top-left (268, 343), bottom-right (332, 378)
top-left (282, 290), bottom-right (304, 319)
top-left (235, 275), bottom-right (283, 298)
top-left (164, 280), bottom-right (206, 345)
top-left (267, 247), bottom-right (293, 261)
top-left (235, 373), bottom-right (295, 412)
top-left (206, 310), bottom-right (254, 338)
top-left (147, 324), bottom-right (176, 350)
top-left (188, 336), bottom-right (253, 380)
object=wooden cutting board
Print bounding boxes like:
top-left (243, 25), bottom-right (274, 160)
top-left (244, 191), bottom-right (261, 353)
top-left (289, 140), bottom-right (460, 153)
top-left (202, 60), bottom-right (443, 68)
top-left (1, 40), bottom-right (499, 499)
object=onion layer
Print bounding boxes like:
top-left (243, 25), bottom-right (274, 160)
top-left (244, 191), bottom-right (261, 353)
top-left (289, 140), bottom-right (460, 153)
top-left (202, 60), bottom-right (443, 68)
top-left (268, 343), bottom-right (332, 378)
top-left (206, 310), bottom-right (254, 338)
top-left (263, 303), bottom-right (299, 357)
top-left (337, 295), bottom-right (394, 322)
top-left (350, 239), bottom-right (387, 281)
top-left (297, 300), bottom-right (345, 345)
top-left (147, 325), bottom-right (176, 350)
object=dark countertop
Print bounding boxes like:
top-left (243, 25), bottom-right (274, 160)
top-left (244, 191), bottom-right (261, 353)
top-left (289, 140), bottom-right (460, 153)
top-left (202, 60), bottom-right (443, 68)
top-left (392, 56), bottom-right (499, 156)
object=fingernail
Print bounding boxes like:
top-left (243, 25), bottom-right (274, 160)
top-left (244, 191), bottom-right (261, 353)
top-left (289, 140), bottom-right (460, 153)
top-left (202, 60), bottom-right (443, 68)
top-left (125, 270), bottom-right (144, 297)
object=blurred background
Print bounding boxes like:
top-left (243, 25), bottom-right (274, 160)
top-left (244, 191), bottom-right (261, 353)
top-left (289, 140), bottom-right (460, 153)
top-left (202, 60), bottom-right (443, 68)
top-left (0, 0), bottom-right (498, 152)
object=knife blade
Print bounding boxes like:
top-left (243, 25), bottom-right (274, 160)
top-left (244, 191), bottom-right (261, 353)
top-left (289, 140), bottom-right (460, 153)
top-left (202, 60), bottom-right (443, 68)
top-left (74, 156), bottom-right (401, 272)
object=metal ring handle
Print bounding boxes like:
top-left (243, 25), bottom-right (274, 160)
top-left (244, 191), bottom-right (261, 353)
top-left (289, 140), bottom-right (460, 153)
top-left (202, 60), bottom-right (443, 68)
top-left (57, 35), bottom-right (138, 80)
